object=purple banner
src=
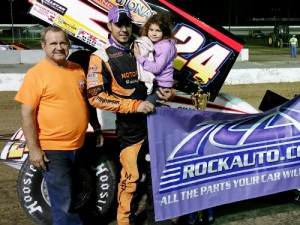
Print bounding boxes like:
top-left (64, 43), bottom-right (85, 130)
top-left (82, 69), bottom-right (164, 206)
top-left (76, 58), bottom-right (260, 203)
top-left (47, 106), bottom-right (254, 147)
top-left (147, 95), bottom-right (300, 221)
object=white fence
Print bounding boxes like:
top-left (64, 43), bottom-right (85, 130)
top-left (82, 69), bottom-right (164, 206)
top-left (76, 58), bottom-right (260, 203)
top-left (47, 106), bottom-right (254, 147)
top-left (1, 67), bottom-right (300, 91)
top-left (223, 26), bottom-right (300, 36)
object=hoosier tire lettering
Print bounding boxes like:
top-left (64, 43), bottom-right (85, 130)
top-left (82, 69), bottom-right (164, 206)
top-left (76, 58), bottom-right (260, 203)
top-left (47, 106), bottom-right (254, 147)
top-left (18, 155), bottom-right (119, 224)
top-left (17, 157), bottom-right (52, 225)
top-left (94, 156), bottom-right (118, 215)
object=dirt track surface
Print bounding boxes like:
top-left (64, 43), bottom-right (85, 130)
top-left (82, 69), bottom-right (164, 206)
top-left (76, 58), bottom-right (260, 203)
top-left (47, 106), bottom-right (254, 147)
top-left (1, 46), bottom-right (300, 224)
top-left (1, 81), bottom-right (300, 225)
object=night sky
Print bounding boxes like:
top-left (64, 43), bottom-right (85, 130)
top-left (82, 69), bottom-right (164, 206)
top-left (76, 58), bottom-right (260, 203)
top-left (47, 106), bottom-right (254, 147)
top-left (1, 0), bottom-right (300, 27)
top-left (1, 1), bottom-right (34, 24)
top-left (169, 0), bottom-right (300, 27)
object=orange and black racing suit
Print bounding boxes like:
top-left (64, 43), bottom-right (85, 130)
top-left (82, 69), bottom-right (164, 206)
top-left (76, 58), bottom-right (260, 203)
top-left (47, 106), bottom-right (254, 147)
top-left (87, 44), bottom-right (149, 225)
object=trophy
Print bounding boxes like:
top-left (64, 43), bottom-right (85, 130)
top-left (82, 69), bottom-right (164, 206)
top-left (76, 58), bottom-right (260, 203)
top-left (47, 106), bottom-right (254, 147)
top-left (191, 79), bottom-right (210, 110)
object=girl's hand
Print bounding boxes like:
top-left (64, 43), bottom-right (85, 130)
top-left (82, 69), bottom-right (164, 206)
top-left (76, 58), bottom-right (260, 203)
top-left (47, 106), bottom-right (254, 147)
top-left (133, 43), bottom-right (141, 58)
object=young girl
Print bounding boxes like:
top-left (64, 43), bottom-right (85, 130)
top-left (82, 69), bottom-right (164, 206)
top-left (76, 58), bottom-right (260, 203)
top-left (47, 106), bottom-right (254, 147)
top-left (134, 12), bottom-right (177, 105)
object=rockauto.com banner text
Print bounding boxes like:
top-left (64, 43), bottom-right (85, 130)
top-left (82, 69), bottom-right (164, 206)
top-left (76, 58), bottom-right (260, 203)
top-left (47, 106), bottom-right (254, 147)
top-left (147, 95), bottom-right (300, 221)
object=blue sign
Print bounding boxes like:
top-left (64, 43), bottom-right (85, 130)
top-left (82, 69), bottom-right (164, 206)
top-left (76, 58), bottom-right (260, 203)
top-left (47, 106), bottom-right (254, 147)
top-left (147, 95), bottom-right (300, 221)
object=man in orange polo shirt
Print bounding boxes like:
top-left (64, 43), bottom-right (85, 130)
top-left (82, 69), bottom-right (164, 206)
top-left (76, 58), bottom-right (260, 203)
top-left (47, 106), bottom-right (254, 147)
top-left (15, 26), bottom-right (103, 225)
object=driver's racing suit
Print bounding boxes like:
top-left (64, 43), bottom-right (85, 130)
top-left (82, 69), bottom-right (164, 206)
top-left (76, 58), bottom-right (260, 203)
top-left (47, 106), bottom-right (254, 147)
top-left (87, 43), bottom-right (149, 225)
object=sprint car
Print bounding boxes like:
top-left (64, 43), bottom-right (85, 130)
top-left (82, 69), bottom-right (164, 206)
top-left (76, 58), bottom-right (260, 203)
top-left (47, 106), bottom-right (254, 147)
top-left (0, 88), bottom-right (259, 224)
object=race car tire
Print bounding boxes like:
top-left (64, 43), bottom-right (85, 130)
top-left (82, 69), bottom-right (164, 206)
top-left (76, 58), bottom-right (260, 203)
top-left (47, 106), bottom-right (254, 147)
top-left (17, 154), bottom-right (118, 224)
top-left (293, 189), bottom-right (300, 201)
top-left (93, 155), bottom-right (119, 216)
top-left (17, 157), bottom-right (52, 225)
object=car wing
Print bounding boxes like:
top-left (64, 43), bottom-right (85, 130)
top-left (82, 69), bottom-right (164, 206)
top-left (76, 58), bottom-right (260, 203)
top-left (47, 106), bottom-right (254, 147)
top-left (27, 0), bottom-right (244, 101)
